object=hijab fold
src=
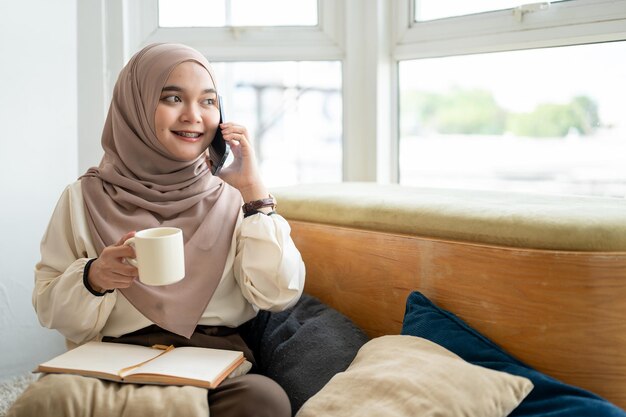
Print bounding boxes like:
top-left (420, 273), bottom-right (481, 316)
top-left (81, 43), bottom-right (241, 339)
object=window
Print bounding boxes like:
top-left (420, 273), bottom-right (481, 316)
top-left (399, 41), bottom-right (626, 197)
top-left (395, 0), bottom-right (626, 197)
top-left (158, 0), bottom-right (318, 27)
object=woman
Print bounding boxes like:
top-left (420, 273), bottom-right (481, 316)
top-left (18, 43), bottom-right (305, 417)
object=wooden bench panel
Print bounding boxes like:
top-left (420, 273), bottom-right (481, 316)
top-left (289, 220), bottom-right (626, 409)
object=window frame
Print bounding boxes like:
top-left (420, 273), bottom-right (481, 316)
top-left (126, 0), bottom-right (344, 61)
top-left (394, 0), bottom-right (626, 60)
top-left (78, 1), bottom-right (626, 183)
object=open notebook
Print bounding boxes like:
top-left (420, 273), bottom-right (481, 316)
top-left (37, 341), bottom-right (245, 389)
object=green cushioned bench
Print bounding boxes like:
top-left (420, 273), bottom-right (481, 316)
top-left (272, 182), bottom-right (626, 251)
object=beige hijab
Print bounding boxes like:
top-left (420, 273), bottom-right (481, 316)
top-left (81, 43), bottom-right (241, 338)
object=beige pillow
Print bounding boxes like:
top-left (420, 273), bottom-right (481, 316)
top-left (296, 335), bottom-right (533, 417)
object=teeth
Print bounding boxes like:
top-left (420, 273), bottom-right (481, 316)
top-left (177, 131), bottom-right (201, 138)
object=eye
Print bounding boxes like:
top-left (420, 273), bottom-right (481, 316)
top-left (161, 95), bottom-right (182, 103)
top-left (201, 97), bottom-right (216, 106)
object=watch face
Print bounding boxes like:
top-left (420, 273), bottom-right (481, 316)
top-left (242, 196), bottom-right (276, 214)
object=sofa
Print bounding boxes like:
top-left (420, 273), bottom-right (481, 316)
top-left (271, 182), bottom-right (626, 414)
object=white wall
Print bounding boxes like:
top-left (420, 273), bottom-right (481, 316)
top-left (0, 0), bottom-right (77, 378)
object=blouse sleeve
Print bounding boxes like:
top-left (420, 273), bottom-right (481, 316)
top-left (32, 184), bottom-right (117, 345)
top-left (234, 212), bottom-right (306, 312)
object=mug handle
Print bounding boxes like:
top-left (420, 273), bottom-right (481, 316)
top-left (123, 237), bottom-right (138, 267)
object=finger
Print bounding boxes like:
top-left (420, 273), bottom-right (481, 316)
top-left (219, 122), bottom-right (237, 130)
top-left (106, 244), bottom-right (136, 259)
top-left (114, 264), bottom-right (138, 277)
top-left (112, 274), bottom-right (137, 286)
top-left (224, 138), bottom-right (242, 154)
top-left (115, 231), bottom-right (136, 246)
top-left (220, 124), bottom-right (248, 136)
top-left (113, 274), bottom-right (136, 283)
top-left (224, 133), bottom-right (242, 144)
top-left (112, 280), bottom-right (133, 289)
top-left (227, 133), bottom-right (252, 148)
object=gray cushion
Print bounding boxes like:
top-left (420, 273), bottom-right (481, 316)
top-left (243, 294), bottom-right (369, 415)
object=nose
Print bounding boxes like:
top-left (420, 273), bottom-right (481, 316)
top-left (180, 103), bottom-right (202, 124)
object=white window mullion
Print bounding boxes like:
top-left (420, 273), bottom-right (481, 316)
top-left (386, 60), bottom-right (399, 184)
top-left (77, 0), bottom-right (129, 173)
top-left (319, 0), bottom-right (345, 51)
top-left (123, 0), bottom-right (159, 61)
top-left (375, 1), bottom-right (397, 184)
top-left (343, 0), bottom-right (395, 183)
top-left (343, 0), bottom-right (372, 181)
top-left (77, 0), bottom-right (108, 174)
top-left (104, 0), bottom-right (126, 100)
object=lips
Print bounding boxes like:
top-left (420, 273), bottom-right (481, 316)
top-left (172, 130), bottom-right (203, 142)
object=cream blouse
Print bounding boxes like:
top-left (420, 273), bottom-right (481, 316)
top-left (33, 180), bottom-right (305, 345)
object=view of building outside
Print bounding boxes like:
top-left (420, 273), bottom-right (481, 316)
top-left (399, 41), bottom-right (626, 198)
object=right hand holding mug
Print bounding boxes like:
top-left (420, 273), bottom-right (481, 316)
top-left (88, 231), bottom-right (138, 292)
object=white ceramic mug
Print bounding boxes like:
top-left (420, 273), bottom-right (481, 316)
top-left (124, 227), bottom-right (185, 286)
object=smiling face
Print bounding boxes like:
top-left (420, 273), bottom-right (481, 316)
top-left (154, 61), bottom-right (220, 161)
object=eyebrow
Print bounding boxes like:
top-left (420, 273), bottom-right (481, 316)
top-left (161, 85), bottom-right (217, 95)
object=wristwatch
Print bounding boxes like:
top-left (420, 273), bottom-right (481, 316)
top-left (242, 194), bottom-right (276, 217)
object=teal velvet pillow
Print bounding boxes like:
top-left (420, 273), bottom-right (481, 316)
top-left (401, 291), bottom-right (626, 417)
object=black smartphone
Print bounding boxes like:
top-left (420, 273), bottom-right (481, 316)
top-left (209, 95), bottom-right (230, 175)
